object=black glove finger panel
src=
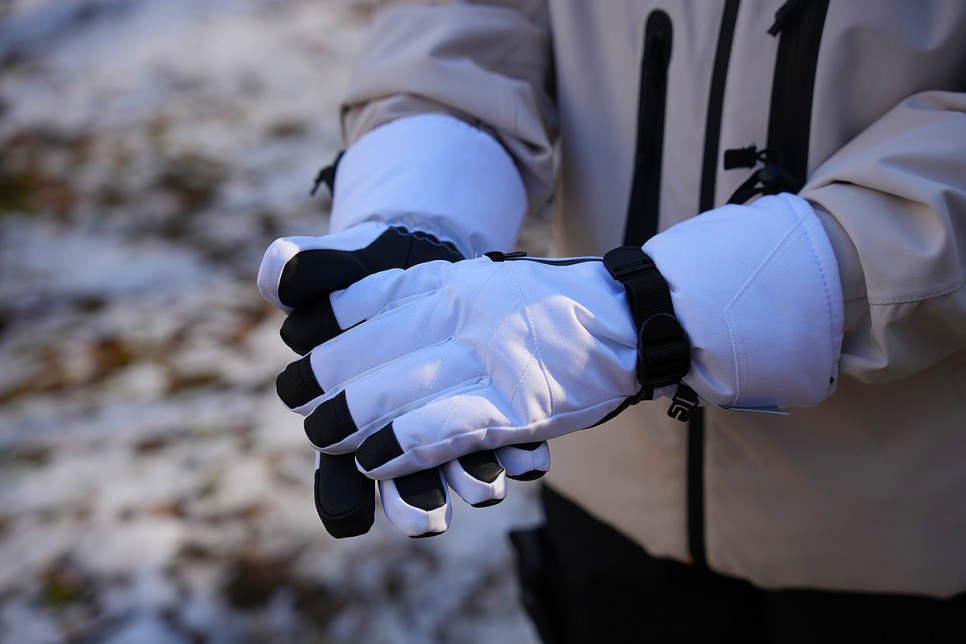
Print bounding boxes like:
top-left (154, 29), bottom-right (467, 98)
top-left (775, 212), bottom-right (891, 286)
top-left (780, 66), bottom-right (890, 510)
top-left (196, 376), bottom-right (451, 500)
top-left (315, 453), bottom-right (452, 539)
top-left (280, 297), bottom-right (344, 355)
top-left (316, 448), bottom-right (507, 539)
top-left (454, 451), bottom-right (506, 508)
top-left (393, 468), bottom-right (450, 538)
top-left (276, 226), bottom-right (463, 309)
top-left (314, 452), bottom-right (376, 538)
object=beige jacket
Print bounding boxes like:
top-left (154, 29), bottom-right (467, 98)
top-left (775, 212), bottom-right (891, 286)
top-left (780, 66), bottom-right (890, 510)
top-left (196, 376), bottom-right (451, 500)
top-left (340, 0), bottom-right (966, 596)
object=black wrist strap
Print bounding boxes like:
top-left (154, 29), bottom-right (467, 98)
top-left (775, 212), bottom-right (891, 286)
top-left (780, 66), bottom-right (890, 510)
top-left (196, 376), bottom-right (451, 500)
top-left (603, 246), bottom-right (698, 422)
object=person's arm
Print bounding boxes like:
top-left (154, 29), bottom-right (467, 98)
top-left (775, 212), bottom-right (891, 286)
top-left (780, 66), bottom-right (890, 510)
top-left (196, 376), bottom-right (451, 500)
top-left (331, 0), bottom-right (558, 252)
top-left (639, 90), bottom-right (966, 410)
top-left (801, 90), bottom-right (966, 382)
top-left (280, 88), bottom-right (966, 482)
top-left (259, 0), bottom-right (558, 538)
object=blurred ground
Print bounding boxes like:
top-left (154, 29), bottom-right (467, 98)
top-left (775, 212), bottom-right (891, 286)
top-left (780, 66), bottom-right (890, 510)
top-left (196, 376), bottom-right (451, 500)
top-left (0, 1), bottom-right (549, 641)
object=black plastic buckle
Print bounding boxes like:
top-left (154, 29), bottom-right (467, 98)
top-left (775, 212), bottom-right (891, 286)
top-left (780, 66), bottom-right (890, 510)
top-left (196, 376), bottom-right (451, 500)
top-left (603, 246), bottom-right (656, 281)
top-left (603, 246), bottom-right (691, 390)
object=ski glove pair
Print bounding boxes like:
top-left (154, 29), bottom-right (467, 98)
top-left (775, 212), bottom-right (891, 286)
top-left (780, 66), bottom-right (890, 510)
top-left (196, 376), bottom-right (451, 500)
top-left (258, 221), bottom-right (550, 538)
top-left (269, 247), bottom-right (687, 487)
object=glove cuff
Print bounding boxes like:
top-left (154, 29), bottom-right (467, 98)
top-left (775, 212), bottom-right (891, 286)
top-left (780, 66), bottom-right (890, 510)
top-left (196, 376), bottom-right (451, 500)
top-left (326, 113), bottom-right (528, 257)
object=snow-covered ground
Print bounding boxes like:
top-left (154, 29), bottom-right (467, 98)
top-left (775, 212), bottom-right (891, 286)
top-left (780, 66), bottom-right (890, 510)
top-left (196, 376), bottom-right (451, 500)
top-left (0, 1), bottom-right (549, 641)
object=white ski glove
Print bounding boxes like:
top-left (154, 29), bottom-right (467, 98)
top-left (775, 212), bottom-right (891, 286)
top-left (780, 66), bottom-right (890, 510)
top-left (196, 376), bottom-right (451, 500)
top-left (278, 192), bottom-right (844, 493)
top-left (289, 251), bottom-right (662, 481)
top-left (258, 221), bottom-right (550, 538)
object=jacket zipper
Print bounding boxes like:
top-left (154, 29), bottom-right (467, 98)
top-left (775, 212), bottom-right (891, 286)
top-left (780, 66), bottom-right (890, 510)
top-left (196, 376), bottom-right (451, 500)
top-left (622, 10), bottom-right (673, 247)
top-left (699, 0), bottom-right (741, 212)
top-left (765, 0), bottom-right (830, 190)
top-left (694, 0), bottom-right (831, 571)
top-left (726, 0), bottom-right (831, 203)
top-left (688, 0), bottom-right (743, 570)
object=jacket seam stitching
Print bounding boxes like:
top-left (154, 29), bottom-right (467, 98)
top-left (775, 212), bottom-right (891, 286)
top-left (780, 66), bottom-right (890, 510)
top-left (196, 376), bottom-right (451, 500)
top-left (865, 279), bottom-right (966, 305)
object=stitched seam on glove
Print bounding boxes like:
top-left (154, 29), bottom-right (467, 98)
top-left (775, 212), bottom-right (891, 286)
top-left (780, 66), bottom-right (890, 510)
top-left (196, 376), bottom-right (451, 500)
top-left (505, 263), bottom-right (556, 418)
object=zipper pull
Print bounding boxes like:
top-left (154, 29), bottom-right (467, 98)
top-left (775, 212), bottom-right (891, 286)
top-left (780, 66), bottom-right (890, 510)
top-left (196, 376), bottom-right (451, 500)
top-left (767, 0), bottom-right (804, 36)
top-left (310, 150), bottom-right (345, 197)
top-left (724, 145), bottom-right (784, 170)
top-left (724, 145), bottom-right (760, 169)
top-left (667, 383), bottom-right (699, 422)
top-left (484, 250), bottom-right (528, 262)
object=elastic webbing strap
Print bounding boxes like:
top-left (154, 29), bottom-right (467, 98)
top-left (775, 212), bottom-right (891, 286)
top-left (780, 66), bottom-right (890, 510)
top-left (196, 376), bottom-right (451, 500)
top-left (603, 246), bottom-right (691, 390)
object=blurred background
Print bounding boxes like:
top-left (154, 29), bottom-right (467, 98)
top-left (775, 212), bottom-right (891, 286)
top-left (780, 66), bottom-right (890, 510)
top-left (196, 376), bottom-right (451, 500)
top-left (0, 1), bottom-right (551, 641)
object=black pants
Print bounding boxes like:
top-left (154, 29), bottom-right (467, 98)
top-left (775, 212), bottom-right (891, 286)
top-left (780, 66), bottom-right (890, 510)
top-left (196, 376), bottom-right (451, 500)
top-left (510, 486), bottom-right (966, 644)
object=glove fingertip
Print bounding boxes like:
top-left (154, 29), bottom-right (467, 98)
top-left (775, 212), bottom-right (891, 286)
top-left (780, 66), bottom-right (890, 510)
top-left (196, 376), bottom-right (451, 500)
top-left (457, 451), bottom-right (505, 484)
top-left (444, 452), bottom-right (507, 507)
top-left (280, 296), bottom-right (345, 355)
top-left (497, 442), bottom-right (551, 481)
top-left (315, 453), bottom-right (376, 539)
top-left (380, 472), bottom-right (452, 538)
top-left (276, 355), bottom-right (324, 409)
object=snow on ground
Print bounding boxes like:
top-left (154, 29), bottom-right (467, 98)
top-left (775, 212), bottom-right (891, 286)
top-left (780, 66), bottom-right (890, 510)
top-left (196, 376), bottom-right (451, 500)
top-left (0, 1), bottom-right (548, 641)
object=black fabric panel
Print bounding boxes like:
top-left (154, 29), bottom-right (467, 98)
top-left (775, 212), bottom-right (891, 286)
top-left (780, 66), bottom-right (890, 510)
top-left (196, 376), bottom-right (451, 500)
top-left (395, 468), bottom-right (447, 512)
top-left (765, 586), bottom-right (966, 644)
top-left (507, 469), bottom-right (547, 482)
top-left (766, 0), bottom-right (830, 191)
top-left (519, 486), bottom-right (966, 643)
top-left (458, 451), bottom-right (504, 484)
top-left (686, 407), bottom-right (707, 567)
top-left (275, 355), bottom-right (323, 409)
top-left (280, 296), bottom-right (344, 355)
top-left (622, 10), bottom-right (673, 246)
top-left (277, 227), bottom-right (462, 309)
top-left (303, 390), bottom-right (357, 449)
top-left (508, 441), bottom-right (543, 451)
top-left (461, 450), bottom-right (506, 506)
top-left (314, 452), bottom-right (375, 539)
top-left (699, 0), bottom-right (741, 212)
top-left (513, 485), bottom-right (768, 644)
top-left (356, 423), bottom-right (404, 471)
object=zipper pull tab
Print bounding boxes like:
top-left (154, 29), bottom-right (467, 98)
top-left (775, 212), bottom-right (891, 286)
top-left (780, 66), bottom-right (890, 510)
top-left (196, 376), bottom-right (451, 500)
top-left (310, 150), bottom-right (345, 197)
top-left (724, 145), bottom-right (760, 169)
top-left (767, 0), bottom-right (804, 36)
top-left (484, 250), bottom-right (528, 262)
top-left (667, 383), bottom-right (699, 422)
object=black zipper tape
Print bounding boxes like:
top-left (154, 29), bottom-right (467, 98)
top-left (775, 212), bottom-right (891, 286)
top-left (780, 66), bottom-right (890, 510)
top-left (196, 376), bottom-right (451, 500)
top-left (623, 10), bottom-right (673, 246)
top-left (766, 0), bottom-right (830, 191)
top-left (689, 0), bottom-right (741, 570)
top-left (699, 0), bottom-right (741, 213)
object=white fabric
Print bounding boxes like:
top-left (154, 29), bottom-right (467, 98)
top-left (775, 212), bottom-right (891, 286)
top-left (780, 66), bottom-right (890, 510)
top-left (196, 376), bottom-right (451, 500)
top-left (496, 443), bottom-right (551, 478)
top-left (378, 477), bottom-right (452, 536)
top-left (644, 193), bottom-right (844, 410)
top-left (442, 459), bottom-right (507, 506)
top-left (330, 114), bottom-right (528, 257)
top-left (257, 220), bottom-right (390, 313)
top-left (302, 256), bottom-right (640, 479)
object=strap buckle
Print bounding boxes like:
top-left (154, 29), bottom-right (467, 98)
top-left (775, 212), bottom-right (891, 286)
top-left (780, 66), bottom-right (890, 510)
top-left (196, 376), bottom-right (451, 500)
top-left (603, 246), bottom-right (656, 280)
top-left (603, 246), bottom-right (692, 393)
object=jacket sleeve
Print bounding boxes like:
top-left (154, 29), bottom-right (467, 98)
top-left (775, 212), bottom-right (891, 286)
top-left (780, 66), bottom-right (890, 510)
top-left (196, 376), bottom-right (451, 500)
top-left (340, 0), bottom-right (558, 216)
top-left (800, 90), bottom-right (966, 384)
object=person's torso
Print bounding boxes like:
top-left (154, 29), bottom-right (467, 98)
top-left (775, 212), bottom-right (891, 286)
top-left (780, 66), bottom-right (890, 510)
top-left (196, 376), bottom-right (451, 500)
top-left (544, 0), bottom-right (966, 597)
